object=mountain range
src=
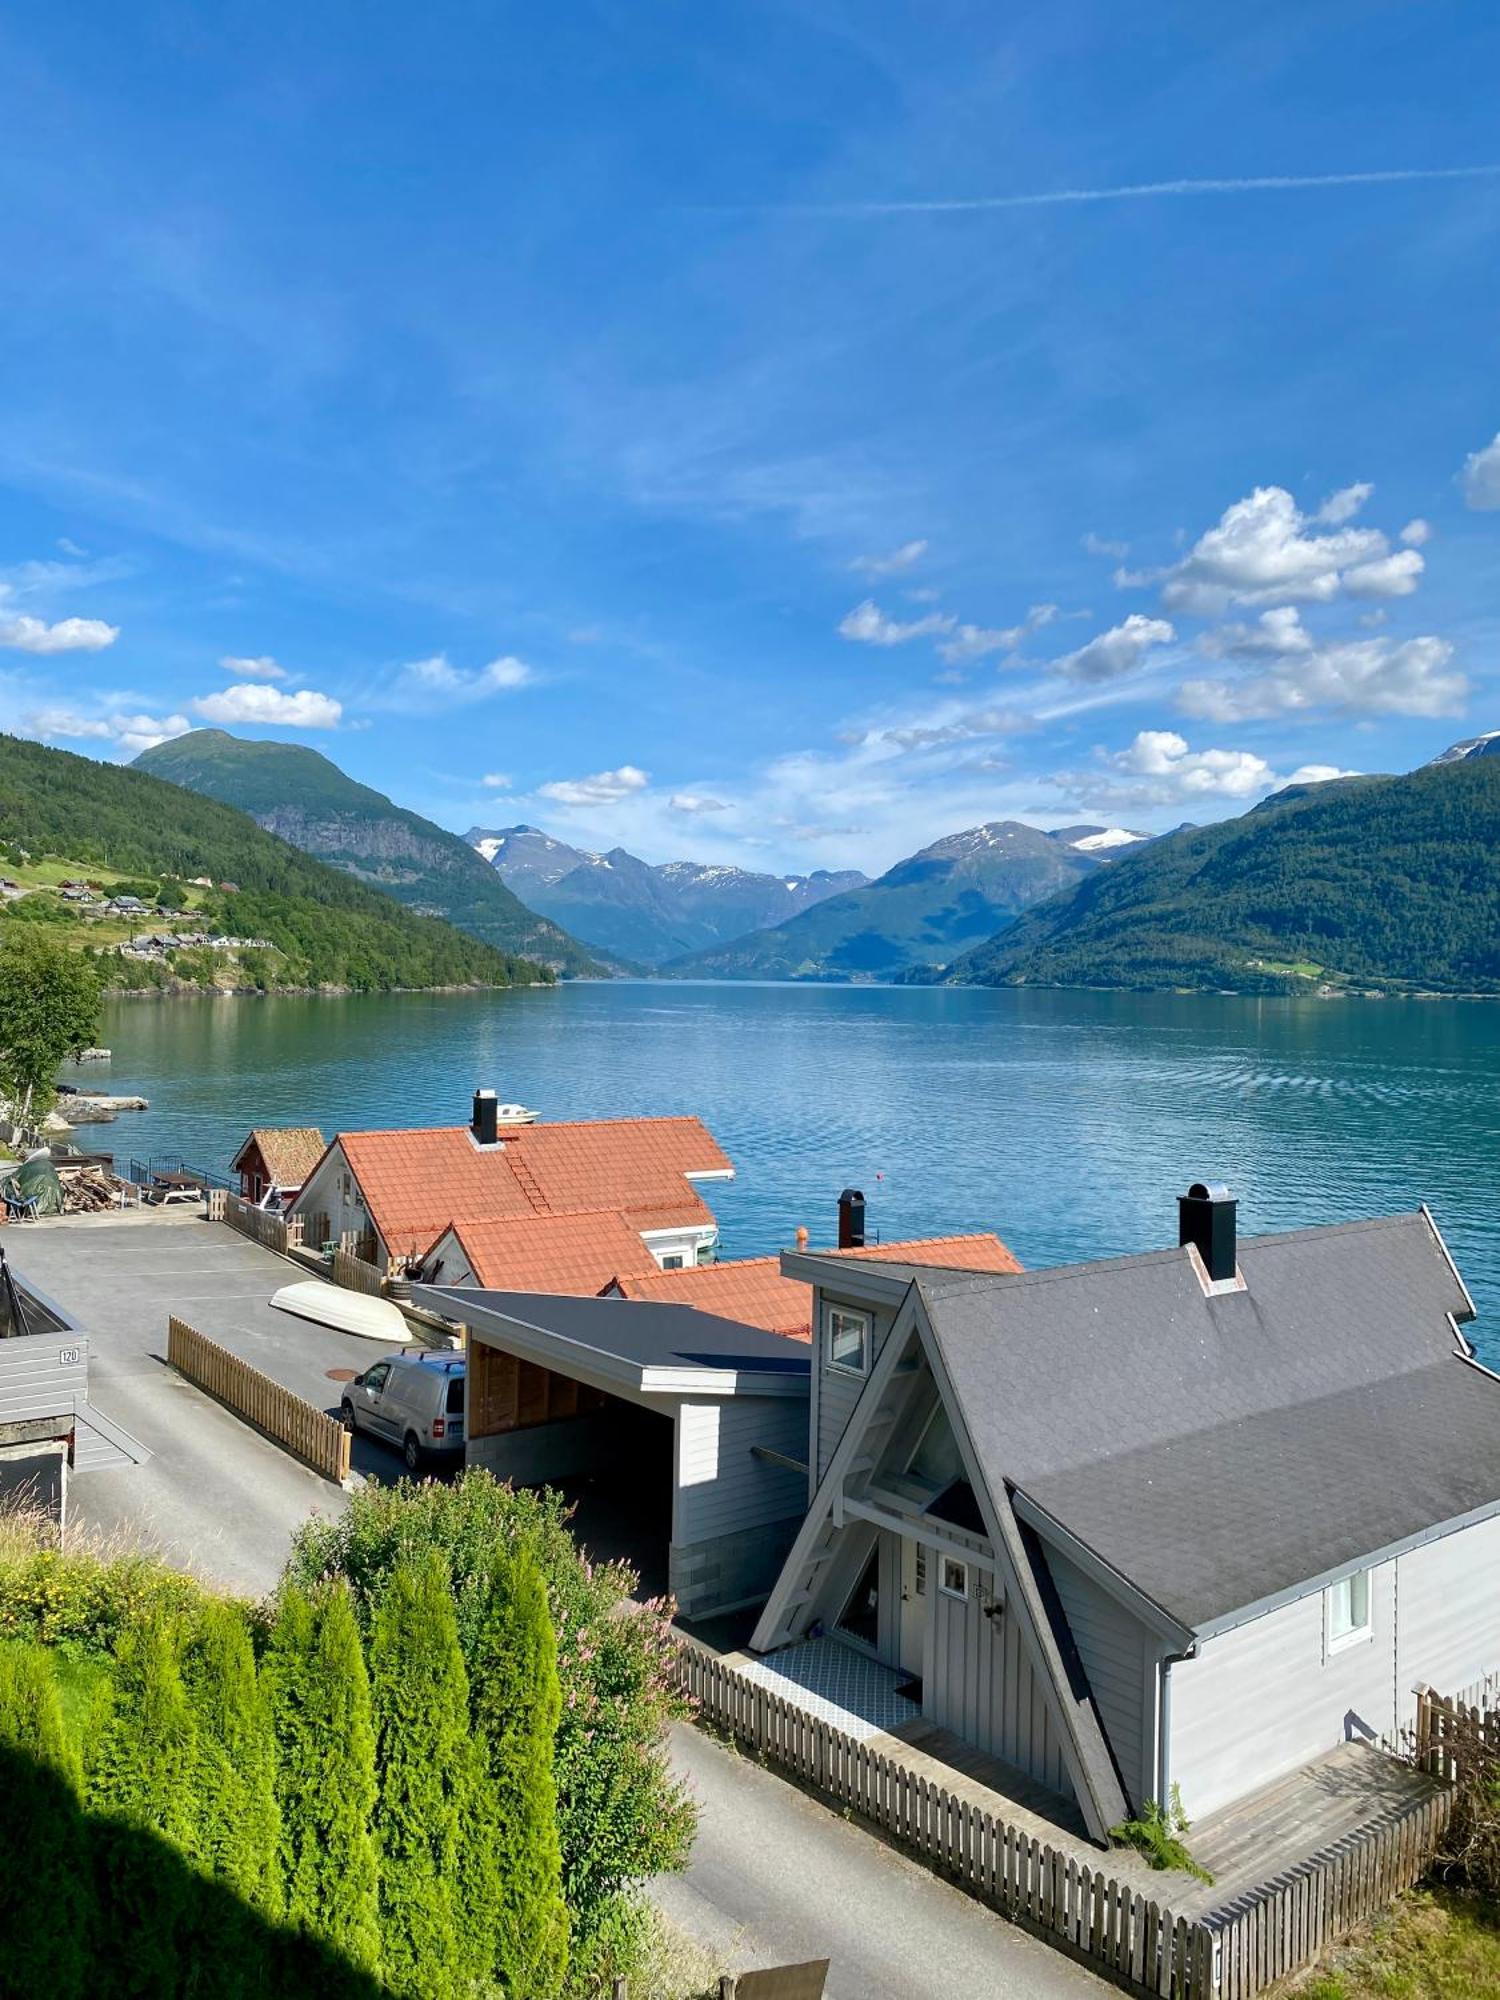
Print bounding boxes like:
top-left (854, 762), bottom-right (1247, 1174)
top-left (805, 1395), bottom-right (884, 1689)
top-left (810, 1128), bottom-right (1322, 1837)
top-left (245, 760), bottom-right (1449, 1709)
top-left (654, 821), bottom-right (1150, 981)
top-left (134, 733), bottom-right (601, 975)
top-left (0, 733), bottom-right (540, 993)
top-left (950, 753), bottom-right (1500, 995)
top-left (468, 824), bottom-right (866, 967)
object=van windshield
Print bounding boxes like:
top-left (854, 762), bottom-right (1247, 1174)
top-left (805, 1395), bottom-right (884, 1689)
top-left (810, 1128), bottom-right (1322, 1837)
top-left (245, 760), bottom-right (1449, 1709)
top-left (446, 1378), bottom-right (465, 1416)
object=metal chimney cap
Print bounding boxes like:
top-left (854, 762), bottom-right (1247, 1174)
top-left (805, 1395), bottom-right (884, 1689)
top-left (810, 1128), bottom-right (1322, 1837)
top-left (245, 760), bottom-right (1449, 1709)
top-left (1187, 1181), bottom-right (1232, 1203)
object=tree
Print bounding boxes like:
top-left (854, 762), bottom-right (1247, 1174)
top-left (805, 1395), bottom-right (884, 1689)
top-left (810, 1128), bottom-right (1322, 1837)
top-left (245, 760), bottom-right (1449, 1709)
top-left (87, 1613), bottom-right (200, 1995)
top-left (0, 927), bottom-right (102, 1127)
top-left (262, 1584), bottom-right (381, 1976)
top-left (0, 1642), bottom-right (87, 1999)
top-left (368, 1556), bottom-right (471, 2000)
top-left (471, 1547), bottom-right (569, 2000)
top-left (182, 1601), bottom-right (284, 1918)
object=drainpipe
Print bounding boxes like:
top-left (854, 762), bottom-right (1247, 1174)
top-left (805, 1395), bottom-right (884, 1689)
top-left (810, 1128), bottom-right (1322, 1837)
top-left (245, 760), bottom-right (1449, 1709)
top-left (1157, 1644), bottom-right (1196, 1804)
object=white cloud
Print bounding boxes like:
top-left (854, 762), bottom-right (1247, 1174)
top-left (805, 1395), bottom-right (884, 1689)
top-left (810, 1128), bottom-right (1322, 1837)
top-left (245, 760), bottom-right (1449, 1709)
top-left (399, 652), bottom-right (534, 702)
top-left (1082, 531), bottom-right (1129, 560)
top-left (669, 792), bottom-right (729, 814)
top-left (219, 654), bottom-right (288, 681)
top-left (538, 764), bottom-right (650, 807)
top-left (27, 706), bottom-right (193, 756)
top-left (1051, 613), bottom-right (1175, 683)
top-left (1461, 432), bottom-right (1500, 510)
top-left (850, 539), bottom-right (929, 577)
top-left (480, 772), bottom-right (511, 789)
top-left (937, 603), bottom-right (1062, 664)
top-left (852, 703), bottom-right (1027, 752)
top-left (190, 684), bottom-right (343, 728)
top-left (1315, 481), bottom-right (1374, 525)
top-left (838, 599), bottom-right (954, 646)
top-left (1400, 518), bottom-right (1432, 546)
top-left (1179, 622), bottom-right (1464, 721)
top-left (1074, 730), bottom-right (1358, 809)
top-left (0, 612), bottom-right (119, 654)
top-left (1342, 548), bottom-right (1424, 597)
top-left (1155, 486), bottom-right (1419, 614)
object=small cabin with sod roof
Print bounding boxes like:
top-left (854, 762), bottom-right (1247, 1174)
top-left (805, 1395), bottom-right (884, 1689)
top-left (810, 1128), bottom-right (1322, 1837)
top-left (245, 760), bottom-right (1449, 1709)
top-left (231, 1127), bottom-right (326, 1210)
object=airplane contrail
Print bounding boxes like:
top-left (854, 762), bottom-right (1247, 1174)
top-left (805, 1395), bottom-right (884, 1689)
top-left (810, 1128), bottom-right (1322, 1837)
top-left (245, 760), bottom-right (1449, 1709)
top-left (738, 163), bottom-right (1500, 217)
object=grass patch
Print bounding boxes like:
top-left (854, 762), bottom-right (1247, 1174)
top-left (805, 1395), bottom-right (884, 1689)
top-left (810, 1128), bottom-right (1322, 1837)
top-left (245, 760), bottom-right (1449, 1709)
top-left (1293, 1885), bottom-right (1500, 1997)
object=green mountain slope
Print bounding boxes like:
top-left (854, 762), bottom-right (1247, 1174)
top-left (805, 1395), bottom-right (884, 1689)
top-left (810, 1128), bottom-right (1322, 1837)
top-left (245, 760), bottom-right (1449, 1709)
top-left (658, 822), bottom-right (1113, 980)
top-left (135, 732), bottom-right (600, 975)
top-left (949, 760), bottom-right (1500, 994)
top-left (0, 733), bottom-right (546, 993)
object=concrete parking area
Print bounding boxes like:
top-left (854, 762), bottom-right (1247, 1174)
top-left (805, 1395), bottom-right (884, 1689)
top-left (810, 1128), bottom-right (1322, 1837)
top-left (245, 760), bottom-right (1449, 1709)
top-left (3, 1213), bottom-right (418, 1592)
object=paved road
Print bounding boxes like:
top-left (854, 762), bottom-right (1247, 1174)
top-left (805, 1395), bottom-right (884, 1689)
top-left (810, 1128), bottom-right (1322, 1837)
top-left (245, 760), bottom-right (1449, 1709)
top-left (9, 1214), bottom-right (371, 1594)
top-left (654, 1723), bottom-right (1109, 1999)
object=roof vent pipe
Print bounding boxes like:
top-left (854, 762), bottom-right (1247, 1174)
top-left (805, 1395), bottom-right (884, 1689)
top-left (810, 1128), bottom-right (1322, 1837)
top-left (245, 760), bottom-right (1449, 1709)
top-left (838, 1188), bottom-right (866, 1251)
top-left (472, 1089), bottom-right (499, 1147)
top-left (1178, 1181), bottom-right (1236, 1283)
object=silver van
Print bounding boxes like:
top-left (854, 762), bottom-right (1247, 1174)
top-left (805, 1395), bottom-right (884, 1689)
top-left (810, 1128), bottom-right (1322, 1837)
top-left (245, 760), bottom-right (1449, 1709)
top-left (340, 1352), bottom-right (465, 1472)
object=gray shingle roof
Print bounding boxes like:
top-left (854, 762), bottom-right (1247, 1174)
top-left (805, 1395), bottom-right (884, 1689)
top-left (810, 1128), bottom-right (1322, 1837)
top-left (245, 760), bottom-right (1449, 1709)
top-left (874, 1210), bottom-right (1484, 1628)
top-left (418, 1284), bottom-right (812, 1377)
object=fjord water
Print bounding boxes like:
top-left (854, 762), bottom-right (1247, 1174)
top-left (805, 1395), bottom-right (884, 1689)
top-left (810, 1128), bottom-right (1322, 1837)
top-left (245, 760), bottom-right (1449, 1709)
top-left (92, 982), bottom-right (1500, 1363)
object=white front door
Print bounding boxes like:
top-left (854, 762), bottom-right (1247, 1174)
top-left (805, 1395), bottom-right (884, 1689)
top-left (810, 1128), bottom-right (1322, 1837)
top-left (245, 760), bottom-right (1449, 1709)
top-left (898, 1537), bottom-right (927, 1679)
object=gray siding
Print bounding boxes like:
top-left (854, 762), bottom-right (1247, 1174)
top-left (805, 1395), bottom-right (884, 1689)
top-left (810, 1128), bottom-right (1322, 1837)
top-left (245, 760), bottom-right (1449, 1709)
top-left (1172, 1514), bottom-right (1500, 1820)
top-left (0, 1337), bottom-right (88, 1427)
top-left (813, 1289), bottom-right (898, 1486)
top-left (928, 1563), bottom-right (1072, 1801)
top-left (673, 1397), bottom-right (809, 1617)
top-left (1045, 1547), bottom-right (1153, 1809)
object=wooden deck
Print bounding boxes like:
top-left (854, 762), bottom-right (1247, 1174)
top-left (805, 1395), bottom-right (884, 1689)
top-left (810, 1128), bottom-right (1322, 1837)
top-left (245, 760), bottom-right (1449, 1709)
top-left (1188, 1740), bottom-right (1446, 1918)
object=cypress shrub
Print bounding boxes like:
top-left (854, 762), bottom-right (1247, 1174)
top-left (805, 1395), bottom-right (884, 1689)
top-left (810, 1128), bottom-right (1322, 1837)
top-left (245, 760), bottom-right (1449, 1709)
top-left (263, 1583), bottom-right (380, 1976)
top-left (183, 1601), bottom-right (283, 1917)
top-left (0, 1642), bottom-right (87, 2000)
top-left (471, 1547), bottom-right (569, 2000)
top-left (369, 1555), bottom-right (471, 2000)
top-left (87, 1613), bottom-right (200, 1994)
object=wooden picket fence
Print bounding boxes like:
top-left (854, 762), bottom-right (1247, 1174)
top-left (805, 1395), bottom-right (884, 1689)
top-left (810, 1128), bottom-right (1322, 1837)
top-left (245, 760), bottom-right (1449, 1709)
top-left (217, 1192), bottom-right (304, 1256)
top-left (1414, 1682), bottom-right (1500, 1785)
top-left (166, 1315), bottom-right (350, 1485)
top-left (333, 1246), bottom-right (388, 1297)
top-left (676, 1639), bottom-right (1451, 1999)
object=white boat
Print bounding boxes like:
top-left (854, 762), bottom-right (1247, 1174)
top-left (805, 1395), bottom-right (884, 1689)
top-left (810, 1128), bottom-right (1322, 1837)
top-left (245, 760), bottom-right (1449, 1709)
top-left (271, 1280), bottom-right (409, 1343)
top-left (496, 1103), bottom-right (538, 1125)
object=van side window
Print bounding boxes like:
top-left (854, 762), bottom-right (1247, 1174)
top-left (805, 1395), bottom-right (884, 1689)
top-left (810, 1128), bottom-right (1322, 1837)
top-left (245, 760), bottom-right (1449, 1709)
top-left (363, 1362), bottom-right (391, 1392)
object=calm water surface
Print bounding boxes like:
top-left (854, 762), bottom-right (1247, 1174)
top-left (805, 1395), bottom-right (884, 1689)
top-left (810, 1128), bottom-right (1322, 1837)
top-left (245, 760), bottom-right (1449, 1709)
top-left (83, 983), bottom-right (1500, 1363)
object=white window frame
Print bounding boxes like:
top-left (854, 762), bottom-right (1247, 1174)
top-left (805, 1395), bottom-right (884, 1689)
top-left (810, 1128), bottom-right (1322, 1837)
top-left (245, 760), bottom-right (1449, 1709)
top-left (938, 1555), bottom-right (969, 1602)
top-left (1325, 1568), bottom-right (1374, 1656)
top-left (824, 1304), bottom-right (871, 1377)
top-left (660, 1253), bottom-right (686, 1271)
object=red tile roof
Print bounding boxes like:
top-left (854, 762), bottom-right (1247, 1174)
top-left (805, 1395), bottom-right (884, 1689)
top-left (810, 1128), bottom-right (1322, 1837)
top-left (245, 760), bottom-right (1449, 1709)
top-left (434, 1211), bottom-right (664, 1294)
top-left (323, 1117), bottom-right (732, 1258)
top-left (608, 1233), bottom-right (1022, 1340)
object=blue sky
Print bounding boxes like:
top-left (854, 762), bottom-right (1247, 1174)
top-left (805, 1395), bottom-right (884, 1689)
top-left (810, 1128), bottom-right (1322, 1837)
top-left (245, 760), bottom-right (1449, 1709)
top-left (2, 1), bottom-right (1499, 875)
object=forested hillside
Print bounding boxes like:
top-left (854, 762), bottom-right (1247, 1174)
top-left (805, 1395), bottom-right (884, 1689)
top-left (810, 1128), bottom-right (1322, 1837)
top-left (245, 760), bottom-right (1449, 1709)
top-left (135, 732), bottom-right (600, 975)
top-left (0, 734), bottom-right (549, 993)
top-left (950, 761), bottom-right (1500, 994)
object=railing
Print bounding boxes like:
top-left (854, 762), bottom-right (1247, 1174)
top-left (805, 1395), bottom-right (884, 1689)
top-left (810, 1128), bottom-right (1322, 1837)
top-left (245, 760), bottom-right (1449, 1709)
top-left (126, 1154), bottom-right (233, 1194)
top-left (677, 1640), bottom-right (1451, 1999)
top-left (216, 1192), bottom-right (304, 1255)
top-left (166, 1315), bottom-right (350, 1485)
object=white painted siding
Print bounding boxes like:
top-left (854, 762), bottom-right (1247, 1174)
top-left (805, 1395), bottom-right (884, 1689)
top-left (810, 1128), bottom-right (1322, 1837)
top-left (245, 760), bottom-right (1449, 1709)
top-left (1395, 1513), bottom-right (1500, 1704)
top-left (928, 1566), bottom-right (1072, 1800)
top-left (1172, 1516), bottom-right (1500, 1820)
top-left (674, 1397), bottom-right (808, 1546)
top-left (293, 1147), bottom-right (377, 1254)
top-left (1046, 1549), bottom-right (1153, 1809)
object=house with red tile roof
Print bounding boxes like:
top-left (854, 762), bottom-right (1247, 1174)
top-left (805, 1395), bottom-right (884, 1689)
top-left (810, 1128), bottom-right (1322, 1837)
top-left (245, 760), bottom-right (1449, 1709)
top-left (603, 1234), bottom-right (1022, 1339)
top-left (423, 1210), bottom-right (666, 1294)
top-left (289, 1090), bottom-right (734, 1271)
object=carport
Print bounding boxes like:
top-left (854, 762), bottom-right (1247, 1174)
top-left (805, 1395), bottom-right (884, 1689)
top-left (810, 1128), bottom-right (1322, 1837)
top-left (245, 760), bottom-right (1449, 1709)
top-left (411, 1285), bottom-right (811, 1618)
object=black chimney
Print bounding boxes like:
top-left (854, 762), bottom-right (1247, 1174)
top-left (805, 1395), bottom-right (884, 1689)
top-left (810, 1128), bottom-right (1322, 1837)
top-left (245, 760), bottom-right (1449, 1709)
top-left (471, 1088), bottom-right (499, 1147)
top-left (837, 1187), bottom-right (866, 1250)
top-left (1178, 1181), bottom-right (1237, 1283)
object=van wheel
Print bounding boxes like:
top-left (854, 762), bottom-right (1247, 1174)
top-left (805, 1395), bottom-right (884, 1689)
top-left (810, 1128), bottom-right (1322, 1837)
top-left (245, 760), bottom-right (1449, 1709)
top-left (403, 1431), bottom-right (423, 1473)
top-left (340, 1400), bottom-right (356, 1433)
